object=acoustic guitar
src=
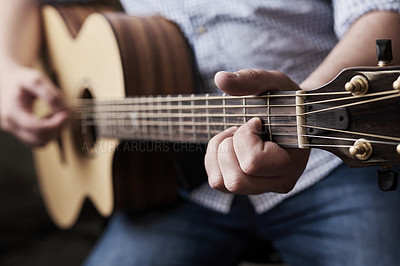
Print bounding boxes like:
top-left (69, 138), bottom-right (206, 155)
top-left (35, 4), bottom-right (400, 228)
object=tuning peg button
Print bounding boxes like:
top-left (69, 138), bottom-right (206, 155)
top-left (376, 39), bottom-right (393, 67)
top-left (393, 76), bottom-right (400, 90)
top-left (349, 139), bottom-right (372, 160)
top-left (345, 75), bottom-right (369, 95)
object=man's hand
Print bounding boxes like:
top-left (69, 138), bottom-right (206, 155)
top-left (204, 69), bottom-right (310, 194)
top-left (0, 64), bottom-right (69, 146)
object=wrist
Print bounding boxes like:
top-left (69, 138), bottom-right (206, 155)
top-left (0, 56), bottom-right (20, 70)
top-left (0, 57), bottom-right (26, 79)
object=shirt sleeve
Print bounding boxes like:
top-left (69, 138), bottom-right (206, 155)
top-left (333, 0), bottom-right (400, 39)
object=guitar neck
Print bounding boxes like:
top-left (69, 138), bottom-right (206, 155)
top-left (76, 92), bottom-right (300, 147)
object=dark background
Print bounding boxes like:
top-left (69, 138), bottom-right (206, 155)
top-left (0, 131), bottom-right (104, 266)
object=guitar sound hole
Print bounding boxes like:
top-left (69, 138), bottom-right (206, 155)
top-left (72, 88), bottom-right (98, 156)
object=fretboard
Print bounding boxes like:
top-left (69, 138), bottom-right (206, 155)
top-left (76, 92), bottom-right (299, 147)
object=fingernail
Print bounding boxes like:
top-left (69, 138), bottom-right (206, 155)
top-left (248, 117), bottom-right (263, 132)
top-left (222, 71), bottom-right (239, 78)
top-left (249, 117), bottom-right (261, 123)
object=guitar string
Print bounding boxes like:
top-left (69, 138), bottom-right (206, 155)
top-left (74, 90), bottom-right (354, 106)
top-left (83, 119), bottom-right (400, 144)
top-left (72, 91), bottom-right (400, 145)
top-left (95, 131), bottom-right (390, 150)
top-left (73, 91), bottom-right (400, 122)
top-left (73, 89), bottom-right (398, 112)
top-left (301, 124), bottom-right (400, 142)
top-left (74, 112), bottom-right (296, 118)
top-left (269, 134), bottom-right (400, 146)
top-left (306, 93), bottom-right (400, 116)
top-left (90, 119), bottom-right (400, 143)
top-left (267, 144), bottom-right (353, 148)
top-left (87, 134), bottom-right (354, 149)
top-left (89, 101), bottom-right (400, 148)
top-left (74, 92), bottom-right (400, 122)
top-left (97, 129), bottom-right (399, 146)
top-left (94, 126), bottom-right (396, 149)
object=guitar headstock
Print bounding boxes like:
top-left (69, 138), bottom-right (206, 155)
top-left (304, 65), bottom-right (400, 168)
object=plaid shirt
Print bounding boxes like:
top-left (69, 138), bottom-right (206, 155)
top-left (119, 0), bottom-right (400, 213)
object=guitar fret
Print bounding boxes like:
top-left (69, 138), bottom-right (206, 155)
top-left (103, 100), bottom-right (110, 137)
top-left (266, 93), bottom-right (272, 141)
top-left (134, 97), bottom-right (140, 139)
top-left (243, 97), bottom-right (247, 124)
top-left (113, 101), bottom-right (118, 137)
top-left (157, 95), bottom-right (163, 139)
top-left (223, 93), bottom-right (227, 130)
top-left (140, 96), bottom-right (147, 137)
top-left (149, 96), bottom-right (155, 140)
top-left (206, 93), bottom-right (210, 140)
top-left (146, 96), bottom-right (151, 137)
top-left (100, 100), bottom-right (106, 136)
top-left (191, 94), bottom-right (196, 141)
top-left (178, 94), bottom-right (183, 139)
top-left (167, 95), bottom-right (173, 139)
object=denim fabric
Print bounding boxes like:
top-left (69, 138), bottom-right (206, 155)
top-left (84, 164), bottom-right (400, 266)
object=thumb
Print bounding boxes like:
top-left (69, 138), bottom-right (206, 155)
top-left (214, 69), bottom-right (300, 96)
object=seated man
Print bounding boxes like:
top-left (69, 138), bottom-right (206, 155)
top-left (1, 0), bottom-right (400, 265)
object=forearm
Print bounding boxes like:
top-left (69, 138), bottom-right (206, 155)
top-left (301, 11), bottom-right (400, 90)
top-left (0, 0), bottom-right (41, 68)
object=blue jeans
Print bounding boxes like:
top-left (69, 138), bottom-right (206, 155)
top-left (84, 164), bottom-right (400, 266)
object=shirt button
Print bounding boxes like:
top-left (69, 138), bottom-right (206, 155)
top-left (197, 26), bottom-right (207, 34)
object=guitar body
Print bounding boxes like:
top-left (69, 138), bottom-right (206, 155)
top-left (34, 5), bottom-right (194, 228)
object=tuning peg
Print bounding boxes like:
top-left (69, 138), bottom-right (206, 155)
top-left (345, 75), bottom-right (369, 95)
top-left (393, 76), bottom-right (400, 90)
top-left (377, 167), bottom-right (398, 191)
top-left (349, 139), bottom-right (372, 160)
top-left (376, 39), bottom-right (393, 67)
